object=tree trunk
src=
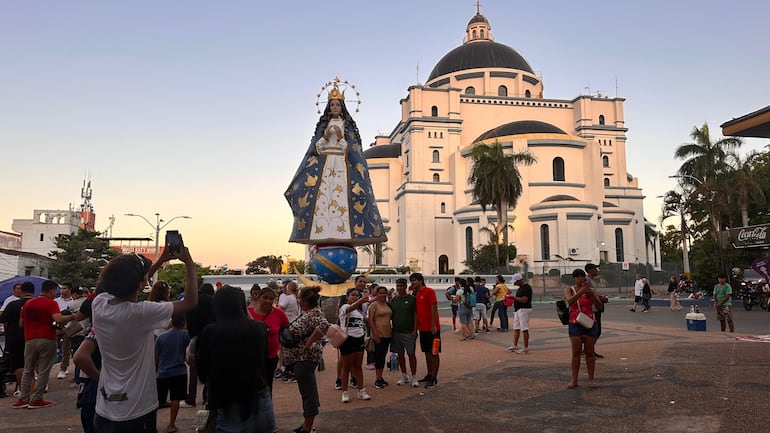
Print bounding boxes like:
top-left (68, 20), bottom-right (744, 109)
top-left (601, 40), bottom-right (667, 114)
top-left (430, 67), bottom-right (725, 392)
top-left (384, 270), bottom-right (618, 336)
top-left (499, 199), bottom-right (508, 271)
top-left (741, 205), bottom-right (750, 227)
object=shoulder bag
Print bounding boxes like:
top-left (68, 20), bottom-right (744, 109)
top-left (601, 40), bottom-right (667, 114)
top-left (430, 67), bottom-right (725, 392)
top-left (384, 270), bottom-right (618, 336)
top-left (327, 313), bottom-right (349, 348)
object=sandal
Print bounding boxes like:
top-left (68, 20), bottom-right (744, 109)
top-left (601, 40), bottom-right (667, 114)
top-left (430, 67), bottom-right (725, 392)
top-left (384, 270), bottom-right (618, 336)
top-left (589, 381), bottom-right (599, 388)
top-left (566, 382), bottom-right (578, 389)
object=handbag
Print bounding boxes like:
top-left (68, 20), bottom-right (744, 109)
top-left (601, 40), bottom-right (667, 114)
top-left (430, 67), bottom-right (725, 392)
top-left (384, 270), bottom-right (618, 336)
top-left (555, 300), bottom-right (570, 325)
top-left (365, 335), bottom-right (375, 352)
top-left (326, 324), bottom-right (348, 348)
top-left (279, 314), bottom-right (303, 349)
top-left (576, 311), bottom-right (595, 329)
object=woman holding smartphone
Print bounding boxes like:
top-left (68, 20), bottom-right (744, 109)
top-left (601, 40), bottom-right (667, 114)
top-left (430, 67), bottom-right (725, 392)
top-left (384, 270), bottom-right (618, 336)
top-left (564, 269), bottom-right (603, 389)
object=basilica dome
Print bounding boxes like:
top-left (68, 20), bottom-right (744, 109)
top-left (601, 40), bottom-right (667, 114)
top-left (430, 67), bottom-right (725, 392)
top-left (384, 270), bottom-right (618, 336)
top-left (427, 12), bottom-right (534, 82)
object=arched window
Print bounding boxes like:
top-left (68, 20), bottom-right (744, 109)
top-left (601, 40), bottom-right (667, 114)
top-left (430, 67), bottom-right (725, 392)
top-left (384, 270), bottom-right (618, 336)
top-left (432, 150), bottom-right (440, 163)
top-left (440, 202), bottom-right (446, 214)
top-left (431, 106), bottom-right (438, 117)
top-left (525, 89), bottom-right (531, 98)
top-left (498, 85), bottom-right (508, 97)
top-left (598, 115), bottom-right (605, 125)
top-left (39, 233), bottom-right (44, 242)
top-left (540, 224), bottom-right (550, 260)
top-left (552, 157), bottom-right (565, 181)
top-left (438, 255), bottom-right (449, 274)
top-left (465, 227), bottom-right (473, 261)
top-left (472, 29), bottom-right (477, 39)
top-left (609, 140), bottom-right (612, 146)
top-left (602, 155), bottom-right (609, 167)
top-left (614, 228), bottom-right (624, 262)
top-left (440, 132), bottom-right (443, 138)
top-left (433, 173), bottom-right (440, 182)
top-left (604, 178), bottom-right (610, 187)
top-left (480, 29), bottom-right (485, 39)
top-left (465, 86), bottom-right (475, 95)
top-left (428, 131), bottom-right (432, 138)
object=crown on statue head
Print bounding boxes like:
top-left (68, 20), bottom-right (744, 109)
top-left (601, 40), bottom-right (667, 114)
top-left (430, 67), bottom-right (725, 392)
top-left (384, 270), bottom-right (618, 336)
top-left (316, 76), bottom-right (361, 114)
top-left (328, 84), bottom-right (345, 100)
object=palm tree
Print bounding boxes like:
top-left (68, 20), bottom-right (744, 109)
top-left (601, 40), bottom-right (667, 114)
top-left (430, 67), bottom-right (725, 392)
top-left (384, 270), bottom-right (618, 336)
top-left (674, 123), bottom-right (742, 236)
top-left (726, 150), bottom-right (765, 227)
top-left (468, 141), bottom-right (536, 268)
top-left (674, 123), bottom-right (742, 184)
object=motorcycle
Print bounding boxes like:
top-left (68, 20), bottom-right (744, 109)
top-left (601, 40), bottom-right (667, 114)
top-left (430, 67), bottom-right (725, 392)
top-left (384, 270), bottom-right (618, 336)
top-left (739, 282), bottom-right (762, 311)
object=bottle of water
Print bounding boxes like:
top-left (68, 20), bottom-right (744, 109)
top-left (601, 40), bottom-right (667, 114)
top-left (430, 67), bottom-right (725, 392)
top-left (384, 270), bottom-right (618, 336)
top-left (690, 305), bottom-right (695, 313)
top-left (389, 353), bottom-right (398, 372)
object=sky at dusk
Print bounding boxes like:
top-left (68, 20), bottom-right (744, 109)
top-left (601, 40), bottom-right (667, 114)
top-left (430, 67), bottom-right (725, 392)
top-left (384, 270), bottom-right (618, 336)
top-left (2, 0), bottom-right (769, 269)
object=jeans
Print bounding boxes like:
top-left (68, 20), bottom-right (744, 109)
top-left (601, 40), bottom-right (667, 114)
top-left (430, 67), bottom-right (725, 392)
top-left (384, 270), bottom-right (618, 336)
top-left (216, 391), bottom-right (275, 433)
top-left (495, 301), bottom-right (509, 330)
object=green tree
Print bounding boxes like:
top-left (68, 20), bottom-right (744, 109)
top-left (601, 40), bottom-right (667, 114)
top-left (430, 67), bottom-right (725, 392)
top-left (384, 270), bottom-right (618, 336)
top-left (48, 229), bottom-right (118, 288)
top-left (246, 255), bottom-right (283, 274)
top-left (463, 243), bottom-right (517, 274)
top-left (674, 123), bottom-right (742, 235)
top-left (157, 262), bottom-right (220, 299)
top-left (468, 141), bottom-right (535, 267)
top-left (659, 225), bottom-right (683, 264)
top-left (725, 150), bottom-right (765, 227)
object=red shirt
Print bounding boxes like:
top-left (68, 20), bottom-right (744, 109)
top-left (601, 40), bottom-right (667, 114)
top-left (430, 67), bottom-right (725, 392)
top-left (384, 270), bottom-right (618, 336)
top-left (415, 286), bottom-right (439, 332)
top-left (248, 306), bottom-right (289, 358)
top-left (21, 296), bottom-right (60, 341)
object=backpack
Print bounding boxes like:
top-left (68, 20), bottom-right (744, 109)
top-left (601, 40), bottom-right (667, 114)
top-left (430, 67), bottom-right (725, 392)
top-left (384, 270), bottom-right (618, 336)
top-left (463, 287), bottom-right (477, 308)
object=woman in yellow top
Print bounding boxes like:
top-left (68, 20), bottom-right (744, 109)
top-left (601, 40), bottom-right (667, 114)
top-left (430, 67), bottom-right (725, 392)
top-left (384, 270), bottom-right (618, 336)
top-left (368, 286), bottom-right (393, 389)
top-left (491, 275), bottom-right (510, 331)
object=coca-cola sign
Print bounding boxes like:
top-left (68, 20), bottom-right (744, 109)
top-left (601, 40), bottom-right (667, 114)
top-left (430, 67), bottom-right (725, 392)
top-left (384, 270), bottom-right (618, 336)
top-left (731, 224), bottom-right (770, 248)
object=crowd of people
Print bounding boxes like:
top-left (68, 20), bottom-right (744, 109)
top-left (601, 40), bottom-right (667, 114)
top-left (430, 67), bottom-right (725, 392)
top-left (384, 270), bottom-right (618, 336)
top-left (0, 251), bottom-right (738, 432)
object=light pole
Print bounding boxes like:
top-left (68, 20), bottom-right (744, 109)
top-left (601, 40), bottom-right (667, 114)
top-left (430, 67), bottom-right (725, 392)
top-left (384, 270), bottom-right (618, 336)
top-left (124, 212), bottom-right (191, 282)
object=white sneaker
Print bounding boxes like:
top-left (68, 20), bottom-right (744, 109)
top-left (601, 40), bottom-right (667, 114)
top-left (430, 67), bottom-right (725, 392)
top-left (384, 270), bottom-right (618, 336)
top-left (515, 347), bottom-right (530, 355)
top-left (506, 346), bottom-right (519, 353)
top-left (396, 374), bottom-right (409, 386)
top-left (341, 391), bottom-right (350, 403)
top-left (57, 370), bottom-right (67, 379)
top-left (357, 389), bottom-right (371, 400)
top-left (411, 376), bottom-right (420, 387)
top-left (13, 390), bottom-right (21, 397)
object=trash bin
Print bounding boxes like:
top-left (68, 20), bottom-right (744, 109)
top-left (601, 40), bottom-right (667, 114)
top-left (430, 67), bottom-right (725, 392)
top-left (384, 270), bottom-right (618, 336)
top-left (685, 312), bottom-right (707, 331)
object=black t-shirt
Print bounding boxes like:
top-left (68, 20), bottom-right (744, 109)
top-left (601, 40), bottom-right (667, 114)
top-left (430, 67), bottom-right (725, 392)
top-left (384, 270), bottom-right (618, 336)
top-left (186, 293), bottom-right (214, 338)
top-left (0, 297), bottom-right (31, 344)
top-left (513, 284), bottom-right (533, 311)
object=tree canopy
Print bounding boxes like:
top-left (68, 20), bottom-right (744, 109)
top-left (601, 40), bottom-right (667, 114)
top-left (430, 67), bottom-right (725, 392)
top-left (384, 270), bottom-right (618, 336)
top-left (48, 229), bottom-right (118, 288)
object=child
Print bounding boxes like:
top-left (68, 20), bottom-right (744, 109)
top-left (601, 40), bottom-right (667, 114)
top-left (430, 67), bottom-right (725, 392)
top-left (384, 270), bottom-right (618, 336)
top-left (155, 314), bottom-right (191, 433)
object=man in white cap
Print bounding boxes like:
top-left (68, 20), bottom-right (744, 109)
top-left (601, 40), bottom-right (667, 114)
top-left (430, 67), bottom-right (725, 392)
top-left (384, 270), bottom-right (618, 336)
top-left (506, 274), bottom-right (533, 354)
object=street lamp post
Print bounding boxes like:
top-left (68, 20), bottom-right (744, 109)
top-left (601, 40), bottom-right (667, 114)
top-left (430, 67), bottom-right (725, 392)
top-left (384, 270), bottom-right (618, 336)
top-left (125, 212), bottom-right (191, 282)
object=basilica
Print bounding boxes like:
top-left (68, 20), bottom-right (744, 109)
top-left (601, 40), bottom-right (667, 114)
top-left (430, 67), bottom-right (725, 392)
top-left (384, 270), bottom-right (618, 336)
top-left (362, 10), bottom-right (660, 275)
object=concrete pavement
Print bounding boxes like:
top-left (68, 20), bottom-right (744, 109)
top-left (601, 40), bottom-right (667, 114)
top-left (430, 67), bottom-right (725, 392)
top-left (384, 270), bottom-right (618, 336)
top-left (2, 302), bottom-right (770, 432)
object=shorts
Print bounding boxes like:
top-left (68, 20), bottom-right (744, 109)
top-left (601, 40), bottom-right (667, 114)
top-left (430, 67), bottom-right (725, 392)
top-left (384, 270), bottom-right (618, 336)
top-left (513, 308), bottom-right (532, 331)
top-left (458, 306), bottom-right (473, 324)
top-left (418, 330), bottom-right (440, 354)
top-left (390, 332), bottom-right (416, 356)
top-left (473, 303), bottom-right (487, 321)
top-left (716, 305), bottom-right (733, 322)
top-left (339, 335), bottom-right (365, 356)
top-left (450, 304), bottom-right (458, 315)
top-left (157, 374), bottom-right (187, 401)
top-left (568, 322), bottom-right (598, 338)
top-left (634, 295), bottom-right (642, 303)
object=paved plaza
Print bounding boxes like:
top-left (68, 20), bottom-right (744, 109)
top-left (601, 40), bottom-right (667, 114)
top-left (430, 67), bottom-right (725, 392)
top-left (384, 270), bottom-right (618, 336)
top-left (2, 301), bottom-right (770, 432)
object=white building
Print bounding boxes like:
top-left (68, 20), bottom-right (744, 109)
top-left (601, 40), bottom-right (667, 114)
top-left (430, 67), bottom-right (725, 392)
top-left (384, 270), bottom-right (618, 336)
top-left (362, 10), bottom-right (660, 274)
top-left (0, 248), bottom-right (53, 281)
top-left (11, 209), bottom-right (82, 258)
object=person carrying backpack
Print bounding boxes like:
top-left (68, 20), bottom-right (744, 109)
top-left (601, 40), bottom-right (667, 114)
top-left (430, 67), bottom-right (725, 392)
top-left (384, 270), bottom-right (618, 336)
top-left (452, 280), bottom-right (475, 340)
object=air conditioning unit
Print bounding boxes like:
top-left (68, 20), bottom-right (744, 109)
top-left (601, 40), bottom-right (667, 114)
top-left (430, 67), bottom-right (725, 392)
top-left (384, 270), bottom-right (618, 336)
top-left (569, 247), bottom-right (580, 256)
